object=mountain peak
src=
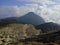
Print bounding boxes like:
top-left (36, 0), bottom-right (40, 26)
top-left (26, 12), bottom-right (36, 16)
top-left (0, 12), bottom-right (45, 26)
top-left (28, 12), bottom-right (35, 14)
top-left (18, 12), bottom-right (45, 25)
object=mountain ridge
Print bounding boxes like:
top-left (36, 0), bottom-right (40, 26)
top-left (36, 22), bottom-right (60, 32)
top-left (0, 12), bottom-right (45, 26)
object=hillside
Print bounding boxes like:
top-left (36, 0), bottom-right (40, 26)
top-left (0, 23), bottom-right (42, 45)
top-left (0, 11), bottom-right (60, 45)
top-left (36, 22), bottom-right (60, 32)
top-left (0, 23), bottom-right (60, 45)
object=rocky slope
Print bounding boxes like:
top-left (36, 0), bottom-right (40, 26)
top-left (0, 22), bottom-right (60, 45)
top-left (0, 23), bottom-right (60, 45)
top-left (0, 23), bottom-right (42, 45)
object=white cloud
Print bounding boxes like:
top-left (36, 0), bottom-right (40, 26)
top-left (24, 4), bottom-right (60, 23)
top-left (18, 0), bottom-right (56, 5)
top-left (36, 4), bottom-right (60, 23)
top-left (0, 1), bottom-right (60, 24)
top-left (0, 5), bottom-right (38, 19)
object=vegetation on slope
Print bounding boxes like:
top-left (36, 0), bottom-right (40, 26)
top-left (0, 23), bottom-right (42, 45)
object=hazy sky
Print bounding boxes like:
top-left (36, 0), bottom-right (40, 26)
top-left (0, 0), bottom-right (60, 24)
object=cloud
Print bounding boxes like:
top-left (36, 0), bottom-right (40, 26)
top-left (18, 0), bottom-right (56, 5)
top-left (35, 4), bottom-right (60, 23)
top-left (0, 0), bottom-right (60, 24)
top-left (24, 4), bottom-right (60, 23)
top-left (0, 4), bottom-right (38, 19)
top-left (0, 6), bottom-right (19, 18)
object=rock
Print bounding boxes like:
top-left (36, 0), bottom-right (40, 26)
top-left (0, 23), bottom-right (42, 45)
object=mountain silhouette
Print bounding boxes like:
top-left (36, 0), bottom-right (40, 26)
top-left (17, 12), bottom-right (45, 25)
top-left (0, 12), bottom-right (45, 26)
top-left (37, 22), bottom-right (60, 32)
top-left (0, 17), bottom-right (17, 22)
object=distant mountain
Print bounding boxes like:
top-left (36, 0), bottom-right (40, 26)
top-left (17, 12), bottom-right (45, 25)
top-left (36, 22), bottom-right (60, 32)
top-left (0, 12), bottom-right (45, 26)
top-left (0, 17), bottom-right (17, 23)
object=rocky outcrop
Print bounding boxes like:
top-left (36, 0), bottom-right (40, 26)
top-left (0, 23), bottom-right (42, 45)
